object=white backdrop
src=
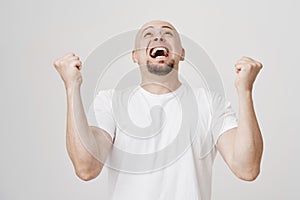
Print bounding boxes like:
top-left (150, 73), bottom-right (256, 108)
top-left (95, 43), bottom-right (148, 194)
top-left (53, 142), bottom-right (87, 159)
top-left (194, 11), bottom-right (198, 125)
top-left (0, 0), bottom-right (299, 199)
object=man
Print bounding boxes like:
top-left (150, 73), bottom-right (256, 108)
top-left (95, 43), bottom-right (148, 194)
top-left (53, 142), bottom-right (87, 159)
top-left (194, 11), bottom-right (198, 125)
top-left (53, 20), bottom-right (263, 200)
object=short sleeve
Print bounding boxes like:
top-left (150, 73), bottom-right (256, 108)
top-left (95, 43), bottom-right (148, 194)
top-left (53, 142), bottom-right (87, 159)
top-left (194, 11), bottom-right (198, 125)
top-left (209, 91), bottom-right (238, 145)
top-left (86, 89), bottom-right (116, 140)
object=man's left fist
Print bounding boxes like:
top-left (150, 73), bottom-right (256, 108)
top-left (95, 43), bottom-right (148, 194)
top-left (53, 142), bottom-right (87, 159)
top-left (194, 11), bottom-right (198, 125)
top-left (234, 56), bottom-right (263, 92)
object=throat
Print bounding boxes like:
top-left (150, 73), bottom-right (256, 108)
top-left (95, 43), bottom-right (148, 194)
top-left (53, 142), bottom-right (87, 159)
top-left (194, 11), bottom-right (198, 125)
top-left (140, 80), bottom-right (182, 95)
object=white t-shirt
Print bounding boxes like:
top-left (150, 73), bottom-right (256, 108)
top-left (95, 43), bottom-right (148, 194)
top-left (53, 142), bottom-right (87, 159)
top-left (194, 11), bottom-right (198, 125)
top-left (87, 83), bottom-right (238, 200)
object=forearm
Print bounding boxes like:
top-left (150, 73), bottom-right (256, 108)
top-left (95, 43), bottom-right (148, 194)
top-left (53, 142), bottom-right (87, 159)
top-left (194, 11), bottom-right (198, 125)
top-left (233, 91), bottom-right (263, 174)
top-left (66, 84), bottom-right (102, 178)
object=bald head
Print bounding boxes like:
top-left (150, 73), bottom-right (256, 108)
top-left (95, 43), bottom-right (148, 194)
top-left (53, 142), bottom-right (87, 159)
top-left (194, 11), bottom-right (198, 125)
top-left (134, 20), bottom-right (181, 49)
top-left (132, 20), bottom-right (185, 76)
top-left (139, 20), bottom-right (177, 31)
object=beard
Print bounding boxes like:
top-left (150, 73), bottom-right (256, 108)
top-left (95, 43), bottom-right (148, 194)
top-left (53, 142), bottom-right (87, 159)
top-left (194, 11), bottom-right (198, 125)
top-left (146, 59), bottom-right (175, 76)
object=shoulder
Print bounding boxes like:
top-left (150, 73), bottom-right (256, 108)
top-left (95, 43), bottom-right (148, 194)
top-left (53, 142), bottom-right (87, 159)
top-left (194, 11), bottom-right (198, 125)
top-left (187, 86), bottom-right (215, 103)
top-left (95, 86), bottom-right (139, 103)
top-left (186, 86), bottom-right (231, 114)
top-left (96, 88), bottom-right (115, 97)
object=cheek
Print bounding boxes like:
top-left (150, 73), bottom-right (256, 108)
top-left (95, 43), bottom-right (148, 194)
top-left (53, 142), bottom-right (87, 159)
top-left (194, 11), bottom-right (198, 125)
top-left (135, 50), bottom-right (148, 65)
top-left (169, 40), bottom-right (182, 55)
top-left (138, 41), bottom-right (151, 57)
top-left (138, 40), bottom-right (150, 50)
top-left (171, 46), bottom-right (182, 57)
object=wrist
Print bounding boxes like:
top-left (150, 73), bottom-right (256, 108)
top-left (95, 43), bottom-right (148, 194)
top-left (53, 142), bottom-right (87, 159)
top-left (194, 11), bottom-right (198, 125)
top-left (237, 89), bottom-right (252, 98)
top-left (66, 82), bottom-right (81, 96)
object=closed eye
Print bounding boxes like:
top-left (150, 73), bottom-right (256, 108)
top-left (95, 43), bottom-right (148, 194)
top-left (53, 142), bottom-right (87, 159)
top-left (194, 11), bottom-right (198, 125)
top-left (144, 32), bottom-right (153, 38)
top-left (164, 31), bottom-right (173, 36)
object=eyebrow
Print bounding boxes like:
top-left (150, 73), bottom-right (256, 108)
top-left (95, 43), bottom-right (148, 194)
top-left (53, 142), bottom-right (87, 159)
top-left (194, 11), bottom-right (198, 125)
top-left (142, 26), bottom-right (154, 33)
top-left (142, 25), bottom-right (174, 33)
top-left (161, 25), bottom-right (174, 30)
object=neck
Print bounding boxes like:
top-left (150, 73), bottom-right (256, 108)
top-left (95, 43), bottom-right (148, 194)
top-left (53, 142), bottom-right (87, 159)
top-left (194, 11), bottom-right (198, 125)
top-left (140, 68), bottom-right (182, 95)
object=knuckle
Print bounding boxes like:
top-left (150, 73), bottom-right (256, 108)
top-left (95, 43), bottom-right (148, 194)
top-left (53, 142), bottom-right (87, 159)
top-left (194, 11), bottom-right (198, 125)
top-left (53, 60), bottom-right (58, 67)
top-left (69, 60), bottom-right (76, 65)
top-left (61, 60), bottom-right (69, 67)
top-left (248, 66), bottom-right (253, 70)
top-left (53, 60), bottom-right (61, 68)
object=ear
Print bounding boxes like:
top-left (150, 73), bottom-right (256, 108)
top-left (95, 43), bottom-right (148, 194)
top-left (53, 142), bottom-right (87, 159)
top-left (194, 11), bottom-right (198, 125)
top-left (132, 50), bottom-right (138, 63)
top-left (180, 48), bottom-right (185, 61)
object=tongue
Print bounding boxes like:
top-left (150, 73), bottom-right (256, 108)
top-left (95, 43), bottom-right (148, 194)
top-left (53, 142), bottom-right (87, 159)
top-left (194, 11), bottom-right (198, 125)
top-left (155, 50), bottom-right (165, 57)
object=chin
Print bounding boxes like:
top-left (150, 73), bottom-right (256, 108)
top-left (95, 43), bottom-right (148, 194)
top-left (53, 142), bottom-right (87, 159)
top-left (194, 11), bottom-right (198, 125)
top-left (146, 59), bottom-right (175, 76)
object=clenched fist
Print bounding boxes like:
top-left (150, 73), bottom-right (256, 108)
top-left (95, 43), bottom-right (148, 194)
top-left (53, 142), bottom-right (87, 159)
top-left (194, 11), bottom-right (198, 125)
top-left (234, 56), bottom-right (263, 93)
top-left (53, 53), bottom-right (83, 88)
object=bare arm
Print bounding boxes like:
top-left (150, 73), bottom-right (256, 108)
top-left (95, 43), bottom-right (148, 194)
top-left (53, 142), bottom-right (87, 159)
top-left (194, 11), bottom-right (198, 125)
top-left (217, 56), bottom-right (264, 181)
top-left (66, 84), bottom-right (112, 181)
top-left (54, 53), bottom-right (112, 181)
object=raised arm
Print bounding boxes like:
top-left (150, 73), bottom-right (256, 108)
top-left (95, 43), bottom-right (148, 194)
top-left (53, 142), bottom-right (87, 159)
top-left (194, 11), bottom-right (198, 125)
top-left (216, 56), bottom-right (264, 181)
top-left (53, 53), bottom-right (112, 181)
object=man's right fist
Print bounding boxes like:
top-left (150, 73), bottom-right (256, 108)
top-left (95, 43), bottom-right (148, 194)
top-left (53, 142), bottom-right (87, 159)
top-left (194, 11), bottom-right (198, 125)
top-left (53, 52), bottom-right (83, 88)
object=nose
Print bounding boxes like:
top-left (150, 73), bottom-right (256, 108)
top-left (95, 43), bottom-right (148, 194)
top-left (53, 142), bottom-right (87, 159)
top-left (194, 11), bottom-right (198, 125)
top-left (154, 32), bottom-right (164, 42)
top-left (154, 37), bottom-right (164, 42)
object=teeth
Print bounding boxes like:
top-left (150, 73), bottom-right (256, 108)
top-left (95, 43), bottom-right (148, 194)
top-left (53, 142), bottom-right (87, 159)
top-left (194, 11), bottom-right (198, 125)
top-left (151, 47), bottom-right (168, 57)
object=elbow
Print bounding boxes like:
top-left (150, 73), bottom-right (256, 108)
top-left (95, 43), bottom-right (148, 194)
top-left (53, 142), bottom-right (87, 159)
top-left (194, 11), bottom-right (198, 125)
top-left (76, 171), bottom-right (95, 181)
top-left (231, 160), bottom-right (261, 182)
top-left (75, 166), bottom-right (102, 181)
top-left (76, 170), bottom-right (96, 181)
top-left (235, 167), bottom-right (260, 182)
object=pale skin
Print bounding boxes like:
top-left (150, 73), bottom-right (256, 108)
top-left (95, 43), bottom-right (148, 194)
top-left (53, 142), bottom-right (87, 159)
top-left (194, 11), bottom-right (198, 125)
top-left (53, 53), bottom-right (112, 181)
top-left (53, 20), bottom-right (263, 182)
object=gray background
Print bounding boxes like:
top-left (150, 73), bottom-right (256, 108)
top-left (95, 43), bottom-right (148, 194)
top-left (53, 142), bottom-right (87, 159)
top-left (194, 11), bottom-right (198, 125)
top-left (0, 0), bottom-right (299, 199)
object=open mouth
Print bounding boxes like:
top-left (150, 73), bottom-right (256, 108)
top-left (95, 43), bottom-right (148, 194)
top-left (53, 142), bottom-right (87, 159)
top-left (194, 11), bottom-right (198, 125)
top-left (149, 47), bottom-right (169, 58)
